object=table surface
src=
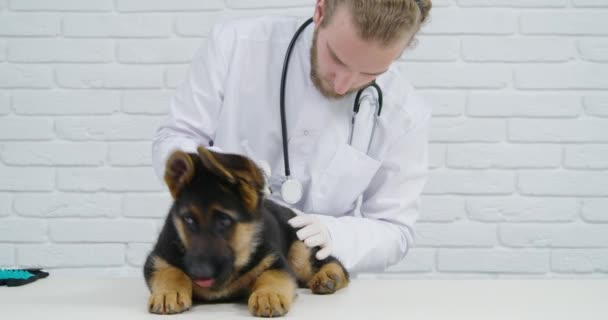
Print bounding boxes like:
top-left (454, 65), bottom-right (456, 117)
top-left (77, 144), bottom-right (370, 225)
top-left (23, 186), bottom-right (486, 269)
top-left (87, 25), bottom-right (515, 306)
top-left (1, 277), bottom-right (607, 320)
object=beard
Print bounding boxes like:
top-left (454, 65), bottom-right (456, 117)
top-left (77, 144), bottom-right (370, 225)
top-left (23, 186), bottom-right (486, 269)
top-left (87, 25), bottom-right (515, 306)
top-left (309, 28), bottom-right (370, 100)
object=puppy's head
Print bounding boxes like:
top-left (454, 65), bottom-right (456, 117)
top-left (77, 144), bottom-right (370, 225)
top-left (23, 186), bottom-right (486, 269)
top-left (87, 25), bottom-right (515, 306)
top-left (164, 147), bottom-right (266, 289)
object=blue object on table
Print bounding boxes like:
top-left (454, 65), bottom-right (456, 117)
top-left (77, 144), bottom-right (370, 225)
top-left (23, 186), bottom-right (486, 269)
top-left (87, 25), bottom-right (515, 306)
top-left (0, 269), bottom-right (49, 287)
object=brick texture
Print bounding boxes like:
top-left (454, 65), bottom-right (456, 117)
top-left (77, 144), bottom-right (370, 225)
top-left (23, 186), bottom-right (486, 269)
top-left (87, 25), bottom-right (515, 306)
top-left (0, 0), bottom-right (606, 278)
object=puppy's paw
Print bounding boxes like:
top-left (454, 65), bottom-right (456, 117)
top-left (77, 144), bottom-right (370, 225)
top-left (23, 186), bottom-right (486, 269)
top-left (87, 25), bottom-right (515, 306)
top-left (148, 290), bottom-right (192, 314)
top-left (309, 262), bottom-right (348, 295)
top-left (248, 289), bottom-right (290, 317)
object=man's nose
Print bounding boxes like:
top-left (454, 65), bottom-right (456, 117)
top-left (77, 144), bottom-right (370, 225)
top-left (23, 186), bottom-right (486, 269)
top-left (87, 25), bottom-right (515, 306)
top-left (333, 70), bottom-right (356, 95)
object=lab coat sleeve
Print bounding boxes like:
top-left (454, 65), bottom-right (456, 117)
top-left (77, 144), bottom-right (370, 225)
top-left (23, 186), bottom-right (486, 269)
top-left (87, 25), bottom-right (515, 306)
top-left (312, 109), bottom-right (430, 273)
top-left (152, 22), bottom-right (234, 180)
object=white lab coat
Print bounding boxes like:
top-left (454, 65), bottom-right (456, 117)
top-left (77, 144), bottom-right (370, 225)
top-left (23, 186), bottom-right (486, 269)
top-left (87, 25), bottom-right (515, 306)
top-left (152, 16), bottom-right (431, 273)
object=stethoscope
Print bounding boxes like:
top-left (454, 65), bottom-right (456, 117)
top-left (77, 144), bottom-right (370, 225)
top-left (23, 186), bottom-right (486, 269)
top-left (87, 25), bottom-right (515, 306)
top-left (278, 17), bottom-right (384, 205)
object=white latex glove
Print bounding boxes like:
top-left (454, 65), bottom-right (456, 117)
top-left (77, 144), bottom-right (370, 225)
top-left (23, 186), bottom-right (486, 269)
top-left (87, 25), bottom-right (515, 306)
top-left (288, 209), bottom-right (333, 260)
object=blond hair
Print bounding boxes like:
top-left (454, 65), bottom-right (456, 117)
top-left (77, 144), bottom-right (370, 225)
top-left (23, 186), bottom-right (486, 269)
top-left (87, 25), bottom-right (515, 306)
top-left (319, 0), bottom-right (432, 45)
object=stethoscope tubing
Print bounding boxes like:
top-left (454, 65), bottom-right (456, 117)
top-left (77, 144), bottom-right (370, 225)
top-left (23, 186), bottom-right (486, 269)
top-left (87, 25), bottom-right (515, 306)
top-left (280, 17), bottom-right (314, 178)
top-left (279, 17), bottom-right (384, 201)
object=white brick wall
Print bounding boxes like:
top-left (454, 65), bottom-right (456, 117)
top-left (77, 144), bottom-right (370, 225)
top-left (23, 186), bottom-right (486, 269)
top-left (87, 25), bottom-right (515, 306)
top-left (0, 0), bottom-right (607, 279)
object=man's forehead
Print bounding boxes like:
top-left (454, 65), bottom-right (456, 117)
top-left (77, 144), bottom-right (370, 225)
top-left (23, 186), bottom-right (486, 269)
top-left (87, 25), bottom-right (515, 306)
top-left (325, 41), bottom-right (388, 76)
top-left (321, 32), bottom-right (403, 76)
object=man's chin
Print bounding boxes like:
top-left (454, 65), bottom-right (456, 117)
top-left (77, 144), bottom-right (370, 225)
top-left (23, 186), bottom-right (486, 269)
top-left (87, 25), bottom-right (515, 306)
top-left (320, 89), bottom-right (345, 99)
top-left (314, 81), bottom-right (347, 99)
top-left (315, 78), bottom-right (369, 100)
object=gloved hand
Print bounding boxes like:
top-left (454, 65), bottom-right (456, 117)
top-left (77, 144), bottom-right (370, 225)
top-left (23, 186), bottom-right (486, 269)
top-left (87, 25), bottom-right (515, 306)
top-left (288, 209), bottom-right (333, 260)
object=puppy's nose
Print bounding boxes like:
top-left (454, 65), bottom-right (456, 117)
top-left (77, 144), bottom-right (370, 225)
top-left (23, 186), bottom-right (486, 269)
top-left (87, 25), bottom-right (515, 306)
top-left (189, 262), bottom-right (216, 279)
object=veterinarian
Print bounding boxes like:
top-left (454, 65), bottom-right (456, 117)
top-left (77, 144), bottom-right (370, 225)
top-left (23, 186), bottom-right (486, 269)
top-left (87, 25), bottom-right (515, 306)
top-left (152, 0), bottom-right (432, 273)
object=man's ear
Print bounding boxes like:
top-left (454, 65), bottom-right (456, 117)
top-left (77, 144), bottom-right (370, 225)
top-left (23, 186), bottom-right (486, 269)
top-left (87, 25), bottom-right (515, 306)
top-left (164, 151), bottom-right (196, 199)
top-left (313, 0), bottom-right (326, 25)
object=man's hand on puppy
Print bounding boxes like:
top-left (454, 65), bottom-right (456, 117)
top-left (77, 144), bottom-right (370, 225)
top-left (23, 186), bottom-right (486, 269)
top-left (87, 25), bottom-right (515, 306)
top-left (288, 209), bottom-right (332, 260)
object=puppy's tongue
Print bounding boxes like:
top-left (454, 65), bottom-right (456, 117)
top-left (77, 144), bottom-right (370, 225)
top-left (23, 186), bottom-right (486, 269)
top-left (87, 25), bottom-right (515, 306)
top-left (194, 278), bottom-right (215, 288)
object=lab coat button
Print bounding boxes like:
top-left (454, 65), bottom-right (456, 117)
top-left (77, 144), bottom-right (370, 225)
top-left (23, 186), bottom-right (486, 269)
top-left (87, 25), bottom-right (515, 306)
top-left (303, 130), bottom-right (309, 136)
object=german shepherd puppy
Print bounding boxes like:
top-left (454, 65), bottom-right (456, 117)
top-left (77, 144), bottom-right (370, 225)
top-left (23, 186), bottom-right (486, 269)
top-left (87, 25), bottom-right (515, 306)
top-left (143, 147), bottom-right (349, 317)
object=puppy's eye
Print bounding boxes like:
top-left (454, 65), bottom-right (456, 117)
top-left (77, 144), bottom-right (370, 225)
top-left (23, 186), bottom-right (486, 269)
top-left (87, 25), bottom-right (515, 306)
top-left (215, 212), bottom-right (233, 229)
top-left (183, 215), bottom-right (195, 226)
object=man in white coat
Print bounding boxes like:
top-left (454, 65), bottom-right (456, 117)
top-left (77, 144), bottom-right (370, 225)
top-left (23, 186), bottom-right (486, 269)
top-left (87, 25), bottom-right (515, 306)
top-left (152, 0), bottom-right (433, 273)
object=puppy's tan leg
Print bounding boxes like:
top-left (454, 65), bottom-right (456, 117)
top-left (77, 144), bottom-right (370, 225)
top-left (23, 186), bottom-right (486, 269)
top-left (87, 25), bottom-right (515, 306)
top-left (287, 241), bottom-right (314, 285)
top-left (147, 257), bottom-right (193, 314)
top-left (287, 241), bottom-right (349, 294)
top-left (248, 269), bottom-right (296, 317)
top-left (308, 261), bottom-right (349, 295)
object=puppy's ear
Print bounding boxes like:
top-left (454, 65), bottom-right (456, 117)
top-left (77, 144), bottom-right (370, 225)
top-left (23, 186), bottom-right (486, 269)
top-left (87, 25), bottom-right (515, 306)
top-left (197, 147), bottom-right (236, 184)
top-left (231, 157), bottom-right (265, 213)
top-left (164, 151), bottom-right (196, 199)
top-left (197, 147), bottom-right (265, 213)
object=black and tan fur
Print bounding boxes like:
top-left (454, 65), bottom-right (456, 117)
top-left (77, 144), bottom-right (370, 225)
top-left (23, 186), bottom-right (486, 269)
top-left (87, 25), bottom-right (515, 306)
top-left (144, 147), bottom-right (349, 317)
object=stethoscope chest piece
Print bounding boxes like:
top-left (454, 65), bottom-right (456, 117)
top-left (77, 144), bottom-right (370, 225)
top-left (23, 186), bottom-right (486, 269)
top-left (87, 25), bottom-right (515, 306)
top-left (280, 178), bottom-right (303, 204)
